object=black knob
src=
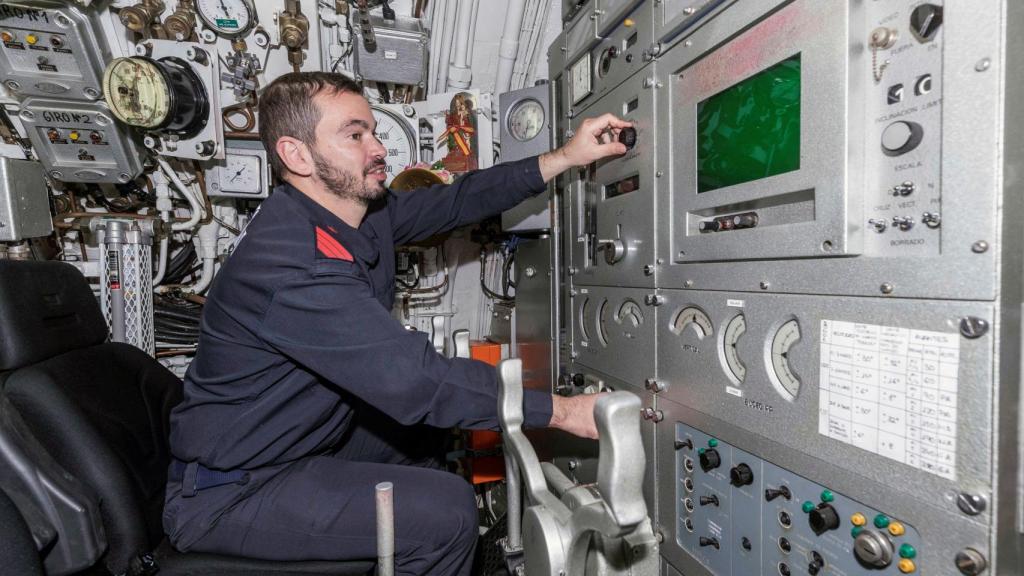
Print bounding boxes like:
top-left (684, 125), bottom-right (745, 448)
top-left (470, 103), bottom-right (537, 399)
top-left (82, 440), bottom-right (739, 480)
top-left (741, 537), bottom-right (752, 551)
top-left (674, 438), bottom-right (693, 451)
top-left (699, 448), bottom-right (721, 472)
top-left (730, 463), bottom-right (754, 487)
top-left (618, 127), bottom-right (637, 150)
top-left (607, 46), bottom-right (619, 59)
top-left (571, 373), bottom-right (585, 388)
top-left (699, 537), bottom-right (720, 550)
top-left (910, 4), bottom-right (943, 43)
top-left (699, 494), bottom-right (719, 507)
top-left (808, 504), bottom-right (841, 536)
top-left (765, 485), bottom-right (792, 501)
top-left (555, 374), bottom-right (573, 395)
top-left (808, 551), bottom-right (825, 575)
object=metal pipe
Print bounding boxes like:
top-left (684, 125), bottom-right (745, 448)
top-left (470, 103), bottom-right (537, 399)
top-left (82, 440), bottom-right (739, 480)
top-left (157, 158), bottom-right (204, 231)
top-left (375, 481), bottom-right (395, 576)
top-left (495, 0), bottom-right (528, 93)
top-left (446, 0), bottom-right (476, 89)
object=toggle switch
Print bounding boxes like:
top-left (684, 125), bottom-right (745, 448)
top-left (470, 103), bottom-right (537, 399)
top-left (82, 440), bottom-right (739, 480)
top-left (765, 485), bottom-right (792, 501)
top-left (699, 494), bottom-right (719, 507)
top-left (699, 536), bottom-right (720, 549)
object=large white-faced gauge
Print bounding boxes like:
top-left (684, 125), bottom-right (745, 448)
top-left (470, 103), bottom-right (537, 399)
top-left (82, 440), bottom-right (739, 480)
top-left (720, 313), bottom-right (747, 384)
top-left (767, 319), bottom-right (802, 401)
top-left (196, 0), bottom-right (256, 37)
top-left (507, 99), bottom-right (545, 142)
top-left (671, 306), bottom-right (713, 339)
top-left (103, 57), bottom-right (209, 137)
top-left (371, 106), bottom-right (417, 186)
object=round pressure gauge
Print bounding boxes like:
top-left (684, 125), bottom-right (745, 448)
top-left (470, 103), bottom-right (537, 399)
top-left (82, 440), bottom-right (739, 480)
top-left (218, 153), bottom-right (262, 195)
top-left (671, 306), bottom-right (713, 339)
top-left (196, 0), bottom-right (256, 37)
top-left (103, 57), bottom-right (209, 137)
top-left (721, 313), bottom-right (747, 384)
top-left (371, 105), bottom-right (418, 187)
top-left (768, 319), bottom-right (802, 401)
top-left (507, 99), bottom-right (545, 142)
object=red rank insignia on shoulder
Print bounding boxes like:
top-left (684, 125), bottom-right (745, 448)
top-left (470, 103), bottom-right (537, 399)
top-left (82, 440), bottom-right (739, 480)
top-left (315, 226), bottom-right (354, 261)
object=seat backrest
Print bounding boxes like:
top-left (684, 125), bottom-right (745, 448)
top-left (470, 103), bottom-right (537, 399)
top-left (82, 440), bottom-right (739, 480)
top-left (0, 261), bottom-right (184, 575)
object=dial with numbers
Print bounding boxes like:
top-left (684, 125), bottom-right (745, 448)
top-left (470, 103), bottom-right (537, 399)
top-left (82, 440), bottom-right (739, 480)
top-left (371, 106), bottom-right (417, 187)
top-left (218, 153), bottom-right (262, 195)
top-left (507, 99), bottom-right (545, 142)
top-left (196, 0), bottom-right (256, 37)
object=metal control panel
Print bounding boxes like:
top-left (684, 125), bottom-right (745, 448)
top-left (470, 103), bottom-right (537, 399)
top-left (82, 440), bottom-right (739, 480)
top-left (673, 420), bottom-right (924, 576)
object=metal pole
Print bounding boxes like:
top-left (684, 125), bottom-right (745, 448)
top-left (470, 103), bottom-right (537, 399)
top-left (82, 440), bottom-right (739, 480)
top-left (375, 481), bottom-right (394, 576)
top-left (504, 452), bottom-right (522, 551)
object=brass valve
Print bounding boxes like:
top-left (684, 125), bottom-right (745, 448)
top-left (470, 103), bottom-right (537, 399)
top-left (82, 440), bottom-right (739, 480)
top-left (279, 0), bottom-right (309, 70)
top-left (163, 0), bottom-right (197, 41)
top-left (118, 0), bottom-right (165, 34)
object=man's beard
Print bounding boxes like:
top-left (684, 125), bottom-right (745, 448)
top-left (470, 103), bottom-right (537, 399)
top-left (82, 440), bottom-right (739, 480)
top-left (311, 147), bottom-right (387, 205)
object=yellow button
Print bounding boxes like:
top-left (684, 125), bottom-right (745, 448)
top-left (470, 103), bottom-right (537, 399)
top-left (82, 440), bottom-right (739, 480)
top-left (850, 513), bottom-right (867, 526)
top-left (898, 558), bottom-right (916, 573)
top-left (26, 33), bottom-right (38, 45)
top-left (888, 521), bottom-right (906, 536)
top-left (1, 31), bottom-right (14, 43)
top-left (623, 18), bottom-right (635, 27)
top-left (68, 131), bottom-right (80, 141)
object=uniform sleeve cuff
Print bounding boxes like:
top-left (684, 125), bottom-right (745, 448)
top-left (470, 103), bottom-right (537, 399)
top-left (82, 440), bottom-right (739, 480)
top-left (514, 156), bottom-right (546, 196)
top-left (522, 389), bottom-right (553, 429)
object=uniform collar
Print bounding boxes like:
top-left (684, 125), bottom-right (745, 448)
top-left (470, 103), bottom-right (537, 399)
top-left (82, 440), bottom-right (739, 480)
top-left (277, 182), bottom-right (381, 267)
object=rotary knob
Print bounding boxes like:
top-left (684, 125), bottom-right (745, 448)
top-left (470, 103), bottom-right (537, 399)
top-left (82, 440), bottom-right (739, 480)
top-left (618, 126), bottom-right (637, 150)
top-left (699, 448), bottom-right (721, 472)
top-left (808, 503), bottom-right (841, 535)
top-left (853, 529), bottom-right (895, 568)
top-left (881, 121), bottom-right (924, 156)
top-left (730, 463), bottom-right (754, 487)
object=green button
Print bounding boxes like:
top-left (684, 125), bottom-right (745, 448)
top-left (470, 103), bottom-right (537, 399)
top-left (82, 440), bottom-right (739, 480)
top-left (708, 438), bottom-right (719, 448)
top-left (802, 501), bottom-right (815, 514)
top-left (899, 544), bottom-right (917, 559)
top-left (851, 526), bottom-right (865, 538)
top-left (698, 447), bottom-right (706, 455)
top-left (820, 490), bottom-right (835, 503)
top-left (874, 514), bottom-right (890, 529)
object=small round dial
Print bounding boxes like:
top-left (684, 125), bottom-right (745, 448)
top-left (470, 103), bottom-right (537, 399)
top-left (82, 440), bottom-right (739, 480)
top-left (218, 153), bottom-right (262, 194)
top-left (103, 57), bottom-right (171, 129)
top-left (371, 106), bottom-right (417, 186)
top-left (671, 306), bottom-right (713, 339)
top-left (196, 0), bottom-right (256, 37)
top-left (721, 313), bottom-right (747, 384)
top-left (768, 319), bottom-right (802, 401)
top-left (615, 299), bottom-right (644, 328)
top-left (507, 99), bottom-right (545, 142)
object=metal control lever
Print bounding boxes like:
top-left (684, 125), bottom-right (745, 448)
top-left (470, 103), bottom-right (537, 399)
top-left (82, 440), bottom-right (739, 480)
top-left (430, 315), bottom-right (446, 356)
top-left (597, 239), bottom-right (626, 264)
top-left (355, 0), bottom-right (377, 51)
top-left (452, 329), bottom-right (470, 359)
top-left (497, 359), bottom-right (658, 576)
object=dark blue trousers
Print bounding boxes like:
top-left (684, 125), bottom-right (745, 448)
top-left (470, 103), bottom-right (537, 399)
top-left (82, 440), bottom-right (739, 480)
top-left (163, 408), bottom-right (478, 576)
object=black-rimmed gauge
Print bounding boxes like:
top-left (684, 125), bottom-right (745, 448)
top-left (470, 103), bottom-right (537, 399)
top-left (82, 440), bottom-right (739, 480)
top-left (768, 319), bottom-right (802, 401)
top-left (721, 313), bottom-right (747, 384)
top-left (596, 298), bottom-right (610, 347)
top-left (196, 0), bottom-right (256, 37)
top-left (103, 57), bottom-right (208, 137)
top-left (672, 306), bottom-right (713, 339)
top-left (371, 106), bottom-right (417, 186)
top-left (507, 98), bottom-right (545, 142)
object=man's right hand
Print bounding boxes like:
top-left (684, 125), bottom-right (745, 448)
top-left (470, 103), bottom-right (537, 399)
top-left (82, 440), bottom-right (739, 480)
top-left (548, 394), bottom-right (601, 439)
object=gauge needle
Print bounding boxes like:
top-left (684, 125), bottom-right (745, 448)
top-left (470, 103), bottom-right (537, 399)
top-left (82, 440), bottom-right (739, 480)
top-left (220, 0), bottom-right (230, 17)
top-left (230, 166), bottom-right (245, 181)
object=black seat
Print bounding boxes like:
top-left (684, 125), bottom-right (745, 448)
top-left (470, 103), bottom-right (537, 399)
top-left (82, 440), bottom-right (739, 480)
top-left (0, 260), bottom-right (373, 576)
top-left (0, 487), bottom-right (45, 576)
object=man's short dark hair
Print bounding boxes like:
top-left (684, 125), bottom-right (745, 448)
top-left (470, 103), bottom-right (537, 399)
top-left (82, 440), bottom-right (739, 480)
top-left (258, 72), bottom-right (364, 175)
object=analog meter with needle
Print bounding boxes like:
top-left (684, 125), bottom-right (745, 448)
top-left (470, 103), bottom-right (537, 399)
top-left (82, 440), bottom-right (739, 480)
top-left (767, 319), bottom-right (802, 401)
top-left (671, 306), bottom-right (713, 339)
top-left (371, 105), bottom-right (418, 187)
top-left (196, 0), bottom-right (256, 37)
top-left (720, 313), bottom-right (747, 384)
top-left (103, 57), bottom-right (208, 137)
top-left (615, 299), bottom-right (644, 339)
top-left (206, 146), bottom-right (270, 198)
top-left (506, 99), bottom-right (546, 142)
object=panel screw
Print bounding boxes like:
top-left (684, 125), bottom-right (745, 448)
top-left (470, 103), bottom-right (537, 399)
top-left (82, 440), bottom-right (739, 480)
top-left (656, 258), bottom-right (664, 265)
top-left (568, 267), bottom-right (578, 276)
top-left (684, 280), bottom-right (694, 288)
top-left (880, 283), bottom-right (894, 294)
top-left (644, 264), bottom-right (655, 276)
top-left (19, 109), bottom-right (34, 120)
top-left (760, 281), bottom-right (770, 290)
top-left (656, 170), bottom-right (664, 177)
top-left (4, 80), bottom-right (21, 91)
top-left (959, 318), bottom-right (989, 339)
top-left (645, 378), bottom-right (665, 393)
top-left (971, 240), bottom-right (989, 253)
top-left (955, 548), bottom-right (987, 575)
top-left (975, 58), bottom-right (991, 72)
top-left (83, 87), bottom-right (100, 99)
top-left (655, 530), bottom-right (665, 544)
top-left (567, 458), bottom-right (579, 470)
top-left (118, 173), bottom-right (131, 183)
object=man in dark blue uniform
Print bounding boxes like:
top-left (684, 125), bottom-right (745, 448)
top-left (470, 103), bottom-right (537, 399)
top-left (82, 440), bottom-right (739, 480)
top-left (163, 72), bottom-right (632, 575)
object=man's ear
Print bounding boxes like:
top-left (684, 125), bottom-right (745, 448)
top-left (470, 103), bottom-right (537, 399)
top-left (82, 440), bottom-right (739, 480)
top-left (276, 136), bottom-right (314, 177)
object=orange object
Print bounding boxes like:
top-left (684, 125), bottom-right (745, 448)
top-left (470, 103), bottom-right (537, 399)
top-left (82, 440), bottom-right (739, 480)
top-left (467, 340), bottom-right (504, 484)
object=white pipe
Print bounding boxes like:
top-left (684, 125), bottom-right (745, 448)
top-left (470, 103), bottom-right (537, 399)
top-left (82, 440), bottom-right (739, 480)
top-left (495, 0), bottom-right (528, 93)
top-left (435, 0), bottom-right (458, 92)
top-left (186, 219), bottom-right (221, 294)
top-left (152, 235), bottom-right (169, 285)
top-left (157, 158), bottom-right (204, 231)
top-left (446, 0), bottom-right (476, 90)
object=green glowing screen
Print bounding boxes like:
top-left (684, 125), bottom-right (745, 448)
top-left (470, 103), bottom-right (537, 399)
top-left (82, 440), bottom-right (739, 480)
top-left (697, 53), bottom-right (801, 193)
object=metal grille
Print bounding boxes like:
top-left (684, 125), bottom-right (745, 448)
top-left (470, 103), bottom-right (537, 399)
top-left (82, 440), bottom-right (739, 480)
top-left (121, 243), bottom-right (154, 355)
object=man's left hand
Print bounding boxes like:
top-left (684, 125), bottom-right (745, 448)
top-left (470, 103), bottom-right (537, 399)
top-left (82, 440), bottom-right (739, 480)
top-left (539, 113), bottom-right (634, 182)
